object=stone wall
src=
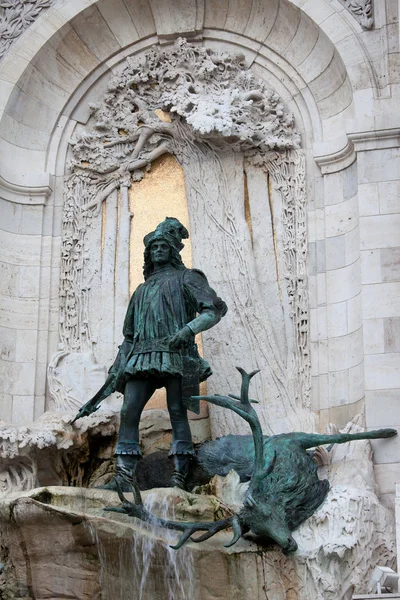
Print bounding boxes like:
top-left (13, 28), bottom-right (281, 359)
top-left (309, 159), bottom-right (364, 432)
top-left (0, 173), bottom-right (54, 424)
top-left (360, 143), bottom-right (400, 507)
top-left (0, 0), bottom-right (399, 500)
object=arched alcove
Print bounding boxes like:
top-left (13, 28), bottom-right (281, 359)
top-left (0, 0), bottom-right (362, 179)
top-left (44, 37), bottom-right (313, 437)
top-left (0, 0), bottom-right (360, 430)
top-left (1, 0), bottom-right (391, 443)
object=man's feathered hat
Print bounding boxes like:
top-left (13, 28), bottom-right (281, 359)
top-left (143, 217), bottom-right (189, 252)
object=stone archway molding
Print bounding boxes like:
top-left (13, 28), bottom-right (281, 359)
top-left (1, 0), bottom-right (371, 182)
top-left (0, 0), bottom-right (374, 70)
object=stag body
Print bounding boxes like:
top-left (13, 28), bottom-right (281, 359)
top-left (236, 428), bottom-right (394, 553)
top-left (110, 369), bottom-right (397, 554)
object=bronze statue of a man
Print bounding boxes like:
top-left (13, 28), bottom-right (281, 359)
top-left (78, 217), bottom-right (227, 490)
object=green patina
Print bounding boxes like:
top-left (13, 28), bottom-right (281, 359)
top-left (110, 368), bottom-right (397, 554)
top-left (72, 218), bottom-right (397, 554)
top-left (73, 217), bottom-right (227, 488)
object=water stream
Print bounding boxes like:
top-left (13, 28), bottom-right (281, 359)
top-left (86, 492), bottom-right (195, 600)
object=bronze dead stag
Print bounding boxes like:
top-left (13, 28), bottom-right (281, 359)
top-left (107, 368), bottom-right (397, 553)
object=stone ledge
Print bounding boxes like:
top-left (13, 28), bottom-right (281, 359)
top-left (314, 135), bottom-right (356, 174)
top-left (348, 128), bottom-right (400, 152)
top-left (0, 169), bottom-right (53, 205)
top-left (353, 595), bottom-right (400, 599)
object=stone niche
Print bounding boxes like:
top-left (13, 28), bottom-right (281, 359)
top-left (3, 34), bottom-right (315, 500)
top-left (57, 38), bottom-right (313, 441)
top-left (1, 32), bottom-right (398, 600)
top-left (1, 0), bottom-right (400, 598)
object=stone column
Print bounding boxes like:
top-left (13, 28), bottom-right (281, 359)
top-left (0, 170), bottom-right (52, 424)
top-left (114, 186), bottom-right (131, 347)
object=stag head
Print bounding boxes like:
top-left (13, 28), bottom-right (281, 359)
top-left (239, 499), bottom-right (297, 554)
top-left (104, 369), bottom-right (398, 553)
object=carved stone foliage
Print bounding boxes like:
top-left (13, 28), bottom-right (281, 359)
top-left (259, 150), bottom-right (309, 411)
top-left (0, 0), bottom-right (55, 60)
top-left (0, 410), bottom-right (118, 496)
top-left (68, 38), bottom-right (300, 189)
top-left (60, 177), bottom-right (97, 352)
top-left (337, 0), bottom-right (373, 29)
top-left (62, 39), bottom-right (311, 434)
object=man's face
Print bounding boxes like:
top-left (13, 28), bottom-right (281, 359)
top-left (150, 240), bottom-right (172, 266)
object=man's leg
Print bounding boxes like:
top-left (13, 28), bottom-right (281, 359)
top-left (110, 378), bottom-right (156, 491)
top-left (165, 376), bottom-right (194, 489)
top-left (116, 378), bottom-right (156, 454)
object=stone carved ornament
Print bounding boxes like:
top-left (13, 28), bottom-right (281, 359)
top-left (0, 410), bottom-right (118, 496)
top-left (0, 0), bottom-right (55, 60)
top-left (337, 0), bottom-right (373, 29)
top-left (61, 38), bottom-right (311, 436)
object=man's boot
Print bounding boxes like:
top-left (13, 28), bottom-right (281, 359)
top-left (170, 454), bottom-right (191, 490)
top-left (98, 454), bottom-right (139, 492)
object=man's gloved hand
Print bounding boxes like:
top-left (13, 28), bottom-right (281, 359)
top-left (169, 326), bottom-right (193, 350)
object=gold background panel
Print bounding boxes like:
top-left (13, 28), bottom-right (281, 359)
top-left (128, 153), bottom-right (192, 293)
top-left (128, 153), bottom-right (207, 414)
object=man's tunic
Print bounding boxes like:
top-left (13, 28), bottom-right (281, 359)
top-left (114, 266), bottom-right (225, 411)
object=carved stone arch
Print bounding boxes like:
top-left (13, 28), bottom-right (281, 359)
top-left (0, 0), bottom-right (374, 73)
top-left (0, 0), bottom-right (364, 177)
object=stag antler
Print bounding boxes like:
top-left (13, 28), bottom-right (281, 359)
top-left (196, 367), bottom-right (266, 477)
top-left (105, 482), bottom-right (242, 549)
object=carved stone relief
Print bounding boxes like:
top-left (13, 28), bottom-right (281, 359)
top-left (0, 409), bottom-right (118, 496)
top-left (59, 38), bottom-right (312, 435)
top-left (47, 351), bottom-right (107, 413)
top-left (0, 0), bottom-right (55, 60)
top-left (47, 175), bottom-right (112, 413)
top-left (337, 0), bottom-right (373, 29)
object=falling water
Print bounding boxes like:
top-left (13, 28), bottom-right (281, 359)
top-left (86, 492), bottom-right (195, 600)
